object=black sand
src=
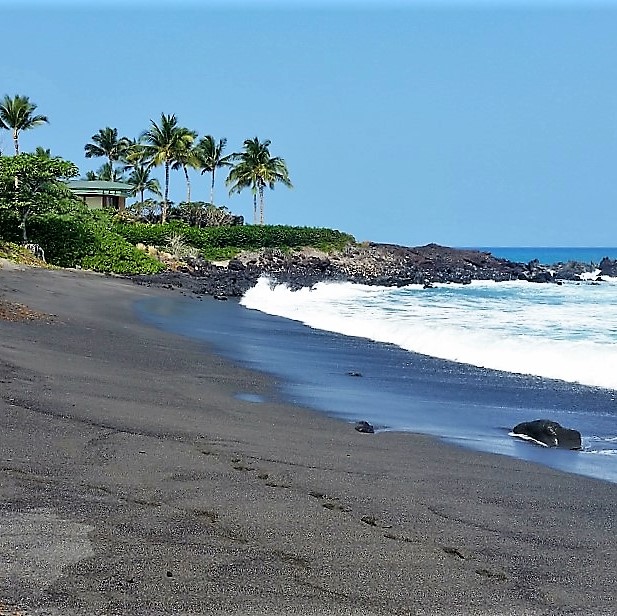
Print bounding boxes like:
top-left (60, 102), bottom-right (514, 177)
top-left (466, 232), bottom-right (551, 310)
top-left (1, 264), bottom-right (616, 615)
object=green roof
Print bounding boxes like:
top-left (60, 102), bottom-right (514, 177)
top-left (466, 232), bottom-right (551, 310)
top-left (68, 180), bottom-right (132, 195)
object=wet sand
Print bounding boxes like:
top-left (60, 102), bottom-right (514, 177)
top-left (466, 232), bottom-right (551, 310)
top-left (1, 264), bottom-right (616, 615)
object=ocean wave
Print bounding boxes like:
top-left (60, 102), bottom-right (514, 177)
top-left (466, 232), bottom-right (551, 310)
top-left (240, 277), bottom-right (617, 391)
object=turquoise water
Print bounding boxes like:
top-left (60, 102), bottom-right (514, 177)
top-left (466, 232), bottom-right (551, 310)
top-left (475, 247), bottom-right (617, 265)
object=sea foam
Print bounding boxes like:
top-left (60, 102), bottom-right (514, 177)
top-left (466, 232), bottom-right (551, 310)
top-left (240, 277), bottom-right (617, 391)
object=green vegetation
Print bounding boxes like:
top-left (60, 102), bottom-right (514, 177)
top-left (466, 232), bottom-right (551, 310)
top-left (227, 137), bottom-right (293, 225)
top-left (113, 221), bottom-right (354, 260)
top-left (0, 94), bottom-right (48, 155)
top-left (84, 127), bottom-right (130, 179)
top-left (0, 93), bottom-right (354, 275)
top-left (141, 113), bottom-right (197, 223)
top-left (0, 153), bottom-right (79, 241)
top-left (194, 135), bottom-right (233, 205)
top-left (0, 207), bottom-right (165, 274)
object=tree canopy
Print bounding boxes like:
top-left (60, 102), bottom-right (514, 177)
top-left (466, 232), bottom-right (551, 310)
top-left (226, 137), bottom-right (292, 225)
top-left (0, 93), bottom-right (295, 230)
top-left (84, 127), bottom-right (130, 177)
top-left (195, 136), bottom-right (233, 206)
top-left (141, 114), bottom-right (196, 223)
top-left (0, 95), bottom-right (48, 155)
top-left (0, 154), bottom-right (79, 241)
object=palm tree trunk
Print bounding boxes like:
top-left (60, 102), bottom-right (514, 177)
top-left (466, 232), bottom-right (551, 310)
top-left (253, 192), bottom-right (258, 225)
top-left (140, 189), bottom-right (145, 205)
top-left (210, 170), bottom-right (215, 205)
top-left (183, 164), bottom-right (191, 204)
top-left (13, 130), bottom-right (19, 155)
top-left (162, 161), bottom-right (170, 224)
top-left (259, 186), bottom-right (265, 225)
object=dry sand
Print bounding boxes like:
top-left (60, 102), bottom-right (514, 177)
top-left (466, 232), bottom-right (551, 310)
top-left (0, 265), bottom-right (616, 615)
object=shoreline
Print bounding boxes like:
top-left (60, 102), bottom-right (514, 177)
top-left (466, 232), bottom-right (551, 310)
top-left (1, 265), bottom-right (617, 615)
top-left (137, 288), bottom-right (617, 484)
top-left (130, 243), bottom-right (617, 300)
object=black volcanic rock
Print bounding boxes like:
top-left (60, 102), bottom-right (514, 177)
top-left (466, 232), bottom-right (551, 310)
top-left (512, 420), bottom-right (582, 450)
top-left (599, 257), bottom-right (617, 277)
top-left (528, 271), bottom-right (554, 283)
top-left (354, 421), bottom-right (375, 434)
top-left (130, 243), bottom-right (530, 298)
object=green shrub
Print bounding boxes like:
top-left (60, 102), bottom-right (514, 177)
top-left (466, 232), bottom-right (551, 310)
top-left (28, 213), bottom-right (97, 267)
top-left (113, 220), bottom-right (187, 246)
top-left (19, 210), bottom-right (164, 275)
top-left (0, 210), bottom-right (23, 243)
top-left (81, 234), bottom-right (165, 275)
top-left (200, 246), bottom-right (241, 261)
top-left (112, 222), bottom-right (355, 253)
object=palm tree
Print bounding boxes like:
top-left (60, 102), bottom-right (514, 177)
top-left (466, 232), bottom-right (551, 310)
top-left (34, 146), bottom-right (52, 158)
top-left (141, 113), bottom-right (196, 223)
top-left (226, 137), bottom-right (292, 225)
top-left (95, 162), bottom-right (126, 182)
top-left (121, 138), bottom-right (150, 172)
top-left (195, 135), bottom-right (233, 205)
top-left (84, 127), bottom-right (130, 179)
top-left (171, 137), bottom-right (198, 204)
top-left (0, 94), bottom-right (49, 155)
top-left (127, 165), bottom-right (162, 205)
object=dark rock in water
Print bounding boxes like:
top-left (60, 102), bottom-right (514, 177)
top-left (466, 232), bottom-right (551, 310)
top-left (599, 257), bottom-right (617, 277)
top-left (347, 371), bottom-right (363, 377)
top-left (355, 421), bottom-right (375, 434)
top-left (528, 271), bottom-right (554, 283)
top-left (512, 419), bottom-right (582, 450)
top-left (553, 261), bottom-right (589, 281)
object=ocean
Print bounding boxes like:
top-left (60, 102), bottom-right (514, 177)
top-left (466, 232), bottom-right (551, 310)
top-left (477, 246), bottom-right (617, 265)
top-left (136, 246), bottom-right (617, 484)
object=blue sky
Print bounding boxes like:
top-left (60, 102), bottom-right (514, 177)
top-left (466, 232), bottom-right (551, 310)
top-left (2, 0), bottom-right (617, 247)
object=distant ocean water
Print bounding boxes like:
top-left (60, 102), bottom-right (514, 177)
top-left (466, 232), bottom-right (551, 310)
top-left (476, 246), bottom-right (617, 265)
top-left (137, 246), bottom-right (617, 483)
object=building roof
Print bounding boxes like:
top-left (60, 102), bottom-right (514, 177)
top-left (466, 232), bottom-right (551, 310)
top-left (67, 180), bottom-right (132, 196)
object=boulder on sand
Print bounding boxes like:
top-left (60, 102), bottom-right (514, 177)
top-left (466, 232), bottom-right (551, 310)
top-left (511, 419), bottom-right (582, 450)
top-left (355, 421), bottom-right (375, 434)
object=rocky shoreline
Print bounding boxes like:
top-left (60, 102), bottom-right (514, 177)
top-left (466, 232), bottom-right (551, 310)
top-left (131, 242), bottom-right (617, 298)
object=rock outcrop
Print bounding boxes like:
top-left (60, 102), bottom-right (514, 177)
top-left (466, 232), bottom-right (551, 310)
top-left (599, 257), bottom-right (617, 278)
top-left (130, 242), bottom-right (613, 298)
top-left (131, 243), bottom-right (529, 297)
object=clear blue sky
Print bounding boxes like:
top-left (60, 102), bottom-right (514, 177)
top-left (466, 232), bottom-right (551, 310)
top-left (2, 0), bottom-right (617, 247)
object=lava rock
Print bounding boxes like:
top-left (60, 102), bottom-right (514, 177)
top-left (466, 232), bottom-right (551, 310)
top-left (511, 419), bottom-right (582, 450)
top-left (599, 257), bottom-right (617, 277)
top-left (528, 271), bottom-right (554, 283)
top-left (355, 421), bottom-right (375, 434)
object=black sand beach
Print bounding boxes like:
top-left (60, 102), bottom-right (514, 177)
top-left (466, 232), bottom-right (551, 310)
top-left (1, 264), bottom-right (616, 615)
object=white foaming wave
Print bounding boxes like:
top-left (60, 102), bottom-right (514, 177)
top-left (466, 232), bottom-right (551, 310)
top-left (589, 435), bottom-right (617, 443)
top-left (240, 277), bottom-right (617, 391)
top-left (508, 432), bottom-right (549, 447)
top-left (579, 270), bottom-right (601, 281)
